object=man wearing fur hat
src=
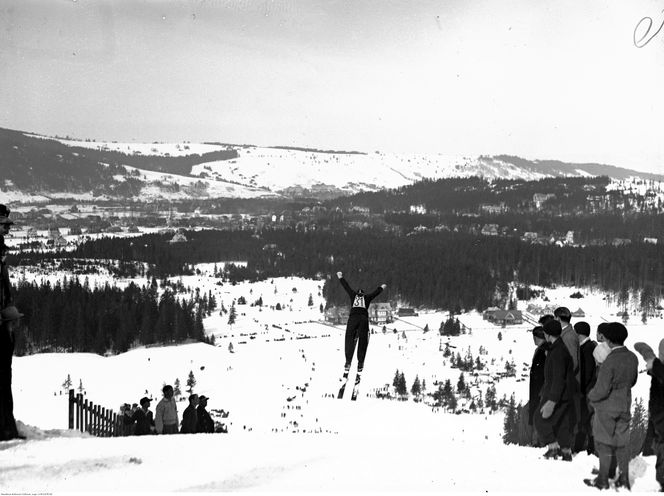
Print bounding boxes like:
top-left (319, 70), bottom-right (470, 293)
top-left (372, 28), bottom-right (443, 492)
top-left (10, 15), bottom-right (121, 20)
top-left (535, 320), bottom-right (576, 461)
top-left (634, 338), bottom-right (664, 491)
top-left (585, 323), bottom-right (638, 490)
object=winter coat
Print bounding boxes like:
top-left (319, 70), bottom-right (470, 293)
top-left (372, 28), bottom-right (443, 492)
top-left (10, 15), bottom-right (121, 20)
top-left (0, 260), bottom-right (13, 310)
top-left (339, 277), bottom-right (383, 317)
top-left (560, 324), bottom-right (580, 382)
top-left (539, 338), bottom-right (575, 406)
top-left (155, 397), bottom-right (178, 434)
top-left (132, 408), bottom-right (155, 435)
top-left (646, 358), bottom-right (664, 438)
top-left (197, 406), bottom-right (215, 433)
top-left (528, 343), bottom-right (547, 424)
top-left (180, 404), bottom-right (198, 434)
top-left (588, 346), bottom-right (638, 413)
top-left (579, 338), bottom-right (598, 395)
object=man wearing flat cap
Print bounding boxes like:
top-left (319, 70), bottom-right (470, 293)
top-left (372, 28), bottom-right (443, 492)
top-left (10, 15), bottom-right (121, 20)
top-left (585, 322), bottom-right (638, 490)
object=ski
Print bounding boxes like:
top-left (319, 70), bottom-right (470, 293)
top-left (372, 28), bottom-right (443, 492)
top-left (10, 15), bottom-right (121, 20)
top-left (337, 380), bottom-right (348, 399)
top-left (337, 367), bottom-right (350, 399)
top-left (350, 372), bottom-right (361, 401)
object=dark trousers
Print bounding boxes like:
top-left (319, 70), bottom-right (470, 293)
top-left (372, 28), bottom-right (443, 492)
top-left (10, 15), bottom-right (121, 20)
top-left (595, 441), bottom-right (627, 483)
top-left (534, 400), bottom-right (573, 449)
top-left (344, 314), bottom-right (370, 370)
top-left (655, 438), bottom-right (664, 490)
top-left (574, 396), bottom-right (594, 453)
top-left (0, 375), bottom-right (18, 441)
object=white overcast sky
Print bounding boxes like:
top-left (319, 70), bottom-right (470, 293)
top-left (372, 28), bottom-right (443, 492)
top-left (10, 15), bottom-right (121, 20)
top-left (1, 0), bottom-right (663, 173)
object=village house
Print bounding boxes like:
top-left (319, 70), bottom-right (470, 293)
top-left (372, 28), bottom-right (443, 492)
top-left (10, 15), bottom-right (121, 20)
top-left (644, 237), bottom-right (658, 245)
top-left (523, 231), bottom-right (538, 242)
top-left (533, 193), bottom-right (556, 208)
top-left (369, 303), bottom-right (393, 325)
top-left (409, 204), bottom-right (427, 215)
top-left (480, 224), bottom-right (499, 236)
top-left (483, 308), bottom-right (523, 326)
top-left (397, 307), bottom-right (419, 317)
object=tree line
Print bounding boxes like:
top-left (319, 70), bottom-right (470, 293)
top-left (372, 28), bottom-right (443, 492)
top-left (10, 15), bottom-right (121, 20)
top-left (18, 227), bottom-right (663, 313)
top-left (11, 277), bottom-right (213, 356)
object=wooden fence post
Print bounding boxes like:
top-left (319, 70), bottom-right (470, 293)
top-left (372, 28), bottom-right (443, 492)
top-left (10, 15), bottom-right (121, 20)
top-left (75, 393), bottom-right (82, 430)
top-left (68, 389), bottom-right (74, 429)
top-left (84, 399), bottom-right (89, 433)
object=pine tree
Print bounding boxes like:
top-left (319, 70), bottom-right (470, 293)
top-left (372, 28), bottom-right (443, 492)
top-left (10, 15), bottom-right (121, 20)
top-left (186, 370), bottom-right (196, 394)
top-left (308, 294), bottom-right (314, 306)
top-left (423, 324), bottom-right (430, 333)
top-left (228, 342), bottom-right (234, 353)
top-left (78, 379), bottom-right (84, 394)
top-left (411, 375), bottom-right (422, 397)
top-left (174, 378), bottom-right (182, 397)
top-left (397, 372), bottom-right (408, 397)
top-left (486, 385), bottom-right (497, 411)
top-left (393, 369), bottom-right (400, 389)
top-left (502, 394), bottom-right (519, 444)
top-left (630, 398), bottom-right (648, 458)
top-left (228, 303), bottom-right (237, 326)
top-left (498, 331), bottom-right (503, 341)
top-left (62, 373), bottom-right (72, 392)
top-left (457, 372), bottom-right (466, 394)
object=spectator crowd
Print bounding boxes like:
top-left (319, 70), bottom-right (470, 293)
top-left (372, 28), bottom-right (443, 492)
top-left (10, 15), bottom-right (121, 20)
top-left (527, 306), bottom-right (664, 491)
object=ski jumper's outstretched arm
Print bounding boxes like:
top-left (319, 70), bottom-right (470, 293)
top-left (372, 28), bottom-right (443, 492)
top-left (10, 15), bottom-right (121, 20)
top-left (365, 284), bottom-right (386, 304)
top-left (337, 272), bottom-right (355, 298)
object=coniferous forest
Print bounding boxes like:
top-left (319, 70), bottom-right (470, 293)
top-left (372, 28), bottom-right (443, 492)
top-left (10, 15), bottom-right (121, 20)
top-left (10, 277), bottom-right (211, 356)
top-left (15, 227), bottom-right (664, 314)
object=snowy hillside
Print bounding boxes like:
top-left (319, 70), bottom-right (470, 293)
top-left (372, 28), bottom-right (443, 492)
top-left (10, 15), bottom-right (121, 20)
top-left (20, 132), bottom-right (662, 201)
top-left (3, 271), bottom-right (664, 491)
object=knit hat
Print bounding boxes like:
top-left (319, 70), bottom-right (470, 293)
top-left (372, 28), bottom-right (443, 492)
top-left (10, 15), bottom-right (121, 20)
top-left (601, 322), bottom-right (628, 345)
top-left (574, 321), bottom-right (591, 337)
top-left (543, 319), bottom-right (562, 337)
top-left (593, 341), bottom-right (611, 364)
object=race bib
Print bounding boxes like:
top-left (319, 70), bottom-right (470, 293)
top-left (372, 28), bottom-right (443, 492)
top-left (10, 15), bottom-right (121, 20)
top-left (353, 295), bottom-right (366, 309)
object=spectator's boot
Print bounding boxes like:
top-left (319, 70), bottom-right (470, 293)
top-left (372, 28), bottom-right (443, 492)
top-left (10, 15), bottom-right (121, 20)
top-left (583, 477), bottom-right (610, 490)
top-left (614, 474), bottom-right (630, 490)
top-left (561, 448), bottom-right (573, 461)
top-left (543, 444), bottom-right (561, 459)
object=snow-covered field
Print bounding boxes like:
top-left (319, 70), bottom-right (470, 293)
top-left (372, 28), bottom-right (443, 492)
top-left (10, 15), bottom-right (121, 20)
top-left (2, 273), bottom-right (664, 492)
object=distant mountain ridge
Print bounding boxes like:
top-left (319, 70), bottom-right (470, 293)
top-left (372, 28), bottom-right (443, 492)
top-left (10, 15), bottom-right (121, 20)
top-left (0, 127), bottom-right (661, 202)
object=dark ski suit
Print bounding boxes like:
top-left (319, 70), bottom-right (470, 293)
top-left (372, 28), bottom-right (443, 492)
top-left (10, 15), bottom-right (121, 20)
top-left (338, 277), bottom-right (383, 371)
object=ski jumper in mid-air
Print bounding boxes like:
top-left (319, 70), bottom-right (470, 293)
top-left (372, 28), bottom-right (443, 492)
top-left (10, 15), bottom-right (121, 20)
top-left (336, 271), bottom-right (386, 399)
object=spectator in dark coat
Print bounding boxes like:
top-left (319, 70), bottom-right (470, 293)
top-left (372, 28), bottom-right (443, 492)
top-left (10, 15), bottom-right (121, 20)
top-left (574, 321), bottom-right (597, 454)
top-left (634, 338), bottom-right (664, 491)
top-left (132, 397), bottom-right (155, 435)
top-left (534, 319), bottom-right (576, 461)
top-left (196, 395), bottom-right (215, 433)
top-left (180, 394), bottom-right (199, 434)
top-left (528, 326), bottom-right (548, 427)
top-left (0, 305), bottom-right (22, 441)
top-left (539, 314), bottom-right (555, 326)
top-left (0, 243), bottom-right (14, 312)
top-left (585, 323), bottom-right (638, 490)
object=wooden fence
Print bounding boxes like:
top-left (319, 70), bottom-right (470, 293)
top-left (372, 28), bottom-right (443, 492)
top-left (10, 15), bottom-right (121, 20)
top-left (68, 389), bottom-right (122, 437)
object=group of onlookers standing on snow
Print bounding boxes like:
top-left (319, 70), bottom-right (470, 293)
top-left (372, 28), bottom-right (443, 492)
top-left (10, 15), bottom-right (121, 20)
top-left (0, 205), bottom-right (25, 441)
top-left (118, 385), bottom-right (225, 435)
top-left (528, 306), bottom-right (664, 491)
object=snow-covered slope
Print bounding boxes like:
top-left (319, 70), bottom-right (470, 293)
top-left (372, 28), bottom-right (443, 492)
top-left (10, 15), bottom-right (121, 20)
top-left (24, 132), bottom-right (662, 200)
